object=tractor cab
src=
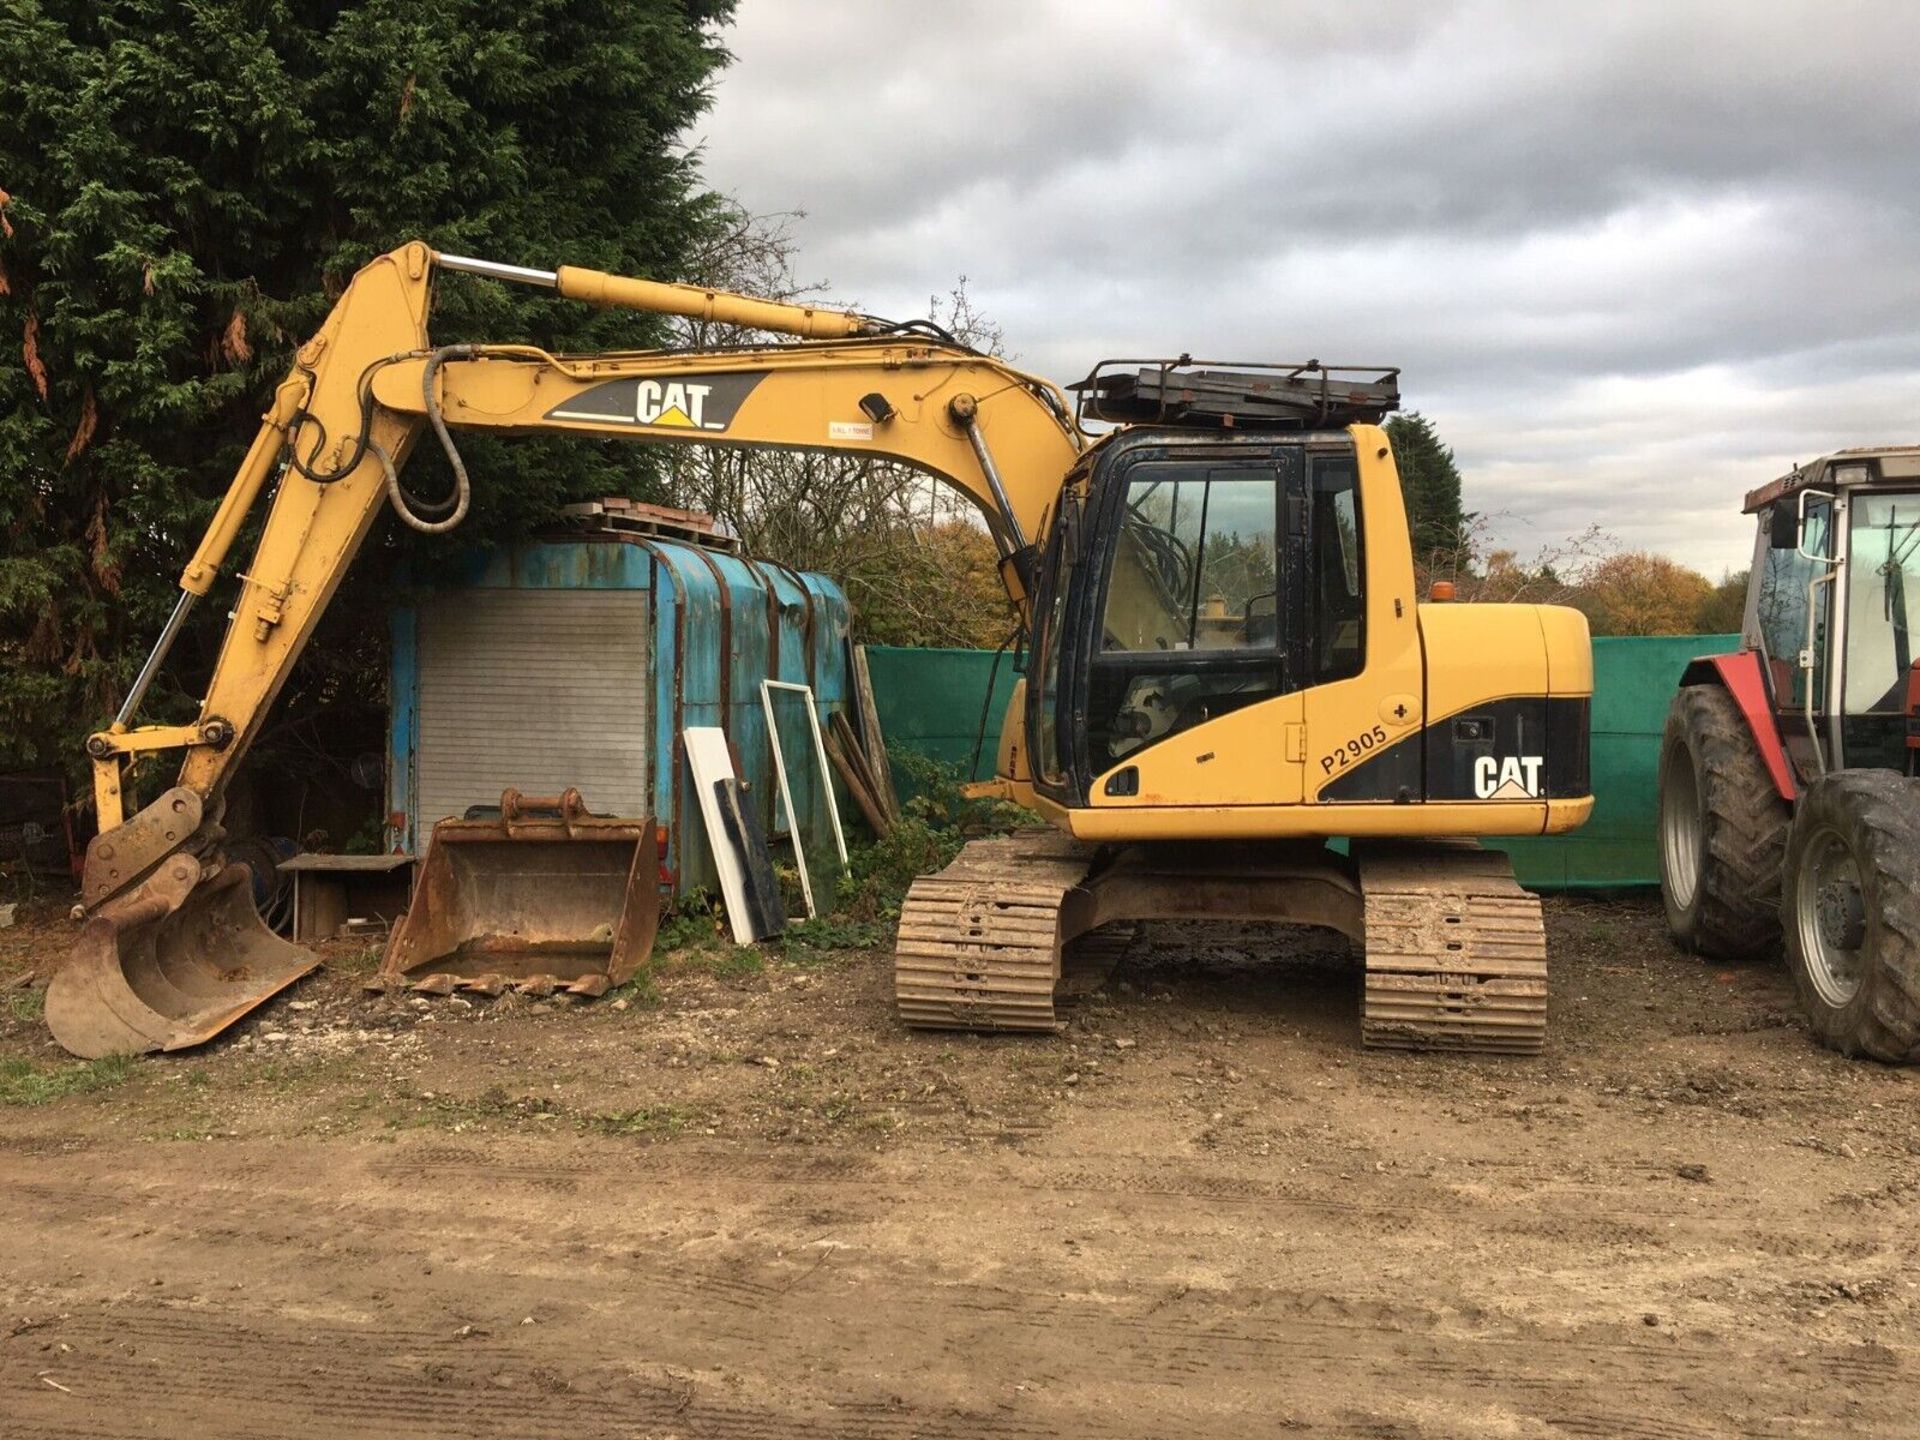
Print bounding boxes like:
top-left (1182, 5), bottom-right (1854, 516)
top-left (1661, 445), bottom-right (1920, 1064)
top-left (1741, 445), bottom-right (1920, 777)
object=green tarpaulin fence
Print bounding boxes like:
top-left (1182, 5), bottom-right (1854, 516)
top-left (864, 635), bottom-right (1743, 890)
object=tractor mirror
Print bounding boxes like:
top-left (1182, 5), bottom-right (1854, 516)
top-left (1769, 504), bottom-right (1799, 550)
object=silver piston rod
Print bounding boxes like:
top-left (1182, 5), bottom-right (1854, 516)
top-left (113, 589), bottom-right (198, 728)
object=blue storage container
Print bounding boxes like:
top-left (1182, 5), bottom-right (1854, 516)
top-left (388, 532), bottom-right (850, 897)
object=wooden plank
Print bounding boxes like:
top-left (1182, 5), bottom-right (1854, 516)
top-left (277, 853), bottom-right (416, 873)
top-left (824, 727), bottom-right (892, 839)
top-left (851, 646), bottom-right (900, 822)
top-left (828, 712), bottom-right (889, 828)
top-left (826, 713), bottom-right (879, 809)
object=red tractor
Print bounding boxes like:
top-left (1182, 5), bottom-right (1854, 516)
top-left (1660, 445), bottom-right (1920, 1060)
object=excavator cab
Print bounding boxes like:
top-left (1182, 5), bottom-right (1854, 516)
top-left (1030, 418), bottom-right (1373, 803)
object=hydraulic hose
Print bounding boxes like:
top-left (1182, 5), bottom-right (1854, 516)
top-left (376, 345), bottom-right (476, 534)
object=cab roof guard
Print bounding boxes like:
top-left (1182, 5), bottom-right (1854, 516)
top-left (1070, 357), bottom-right (1400, 431)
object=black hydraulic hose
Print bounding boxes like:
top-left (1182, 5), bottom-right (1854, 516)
top-left (969, 627), bottom-right (1020, 782)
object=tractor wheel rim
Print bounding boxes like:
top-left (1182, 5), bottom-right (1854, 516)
top-left (1795, 826), bottom-right (1867, 1009)
top-left (1659, 741), bottom-right (1703, 910)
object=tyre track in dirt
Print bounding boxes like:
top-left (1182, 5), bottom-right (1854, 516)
top-left (2, 1137), bottom-right (1913, 1439)
top-left (5, 896), bottom-right (1920, 1436)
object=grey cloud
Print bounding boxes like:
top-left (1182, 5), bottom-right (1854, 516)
top-left (692, 0), bottom-right (1920, 575)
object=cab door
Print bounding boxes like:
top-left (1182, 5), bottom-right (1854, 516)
top-left (1301, 439), bottom-right (1427, 804)
top-left (1753, 494), bottom-right (1835, 779)
top-left (1836, 489), bottom-right (1920, 770)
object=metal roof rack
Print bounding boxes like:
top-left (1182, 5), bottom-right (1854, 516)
top-left (1069, 356), bottom-right (1401, 430)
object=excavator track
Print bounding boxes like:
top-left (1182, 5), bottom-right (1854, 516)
top-left (894, 832), bottom-right (1094, 1032)
top-left (1355, 843), bottom-right (1548, 1055)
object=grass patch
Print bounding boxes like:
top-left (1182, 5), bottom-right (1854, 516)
top-left (0, 1053), bottom-right (135, 1106)
top-left (146, 1124), bottom-right (220, 1142)
top-left (710, 946), bottom-right (764, 980)
top-left (782, 915), bottom-right (886, 955)
top-left (5, 986), bottom-right (46, 1022)
top-left (606, 972), bottom-right (663, 1008)
top-left (384, 1084), bottom-right (562, 1131)
top-left (324, 945), bottom-right (383, 977)
top-left (587, 1103), bottom-right (696, 1137)
top-left (647, 936), bottom-right (766, 984)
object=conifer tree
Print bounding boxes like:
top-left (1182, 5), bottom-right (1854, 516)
top-left (1385, 412), bottom-right (1468, 561)
top-left (0, 0), bottom-right (736, 783)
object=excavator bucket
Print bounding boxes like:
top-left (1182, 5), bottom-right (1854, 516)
top-left (377, 789), bottom-right (659, 997)
top-left (46, 853), bottom-right (320, 1059)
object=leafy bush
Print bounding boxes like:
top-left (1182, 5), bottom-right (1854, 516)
top-left (830, 748), bottom-right (1041, 921)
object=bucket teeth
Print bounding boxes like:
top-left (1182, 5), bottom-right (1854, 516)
top-left (392, 969), bottom-right (616, 1002)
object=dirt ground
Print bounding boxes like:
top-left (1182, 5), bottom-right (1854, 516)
top-left (1, 894), bottom-right (1917, 1439)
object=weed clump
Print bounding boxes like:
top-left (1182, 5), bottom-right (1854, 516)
top-left (828, 748), bottom-right (1039, 921)
top-left (5, 986), bottom-right (46, 1023)
top-left (0, 1053), bottom-right (134, 1106)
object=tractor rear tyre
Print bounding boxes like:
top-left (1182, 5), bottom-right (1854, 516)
top-left (1658, 685), bottom-right (1791, 960)
top-left (1782, 771), bottom-right (1920, 1063)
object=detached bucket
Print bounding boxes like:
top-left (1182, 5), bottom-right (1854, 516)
top-left (378, 789), bottom-right (659, 997)
top-left (47, 856), bottom-right (320, 1059)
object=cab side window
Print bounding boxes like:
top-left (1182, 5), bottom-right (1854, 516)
top-left (1311, 455), bottom-right (1364, 682)
top-left (1754, 498), bottom-right (1832, 711)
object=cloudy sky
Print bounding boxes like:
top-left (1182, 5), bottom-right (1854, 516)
top-left (693, 1), bottom-right (1920, 578)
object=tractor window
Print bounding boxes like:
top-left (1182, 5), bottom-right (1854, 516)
top-left (1101, 466), bottom-right (1278, 653)
top-left (1842, 493), bottom-right (1920, 716)
top-left (1754, 498), bottom-right (1832, 712)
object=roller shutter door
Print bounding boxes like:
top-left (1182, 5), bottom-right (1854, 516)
top-left (415, 589), bottom-right (651, 825)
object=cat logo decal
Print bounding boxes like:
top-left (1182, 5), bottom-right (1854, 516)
top-left (1474, 755), bottom-right (1544, 800)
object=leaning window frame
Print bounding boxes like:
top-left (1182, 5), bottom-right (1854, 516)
top-left (760, 679), bottom-right (848, 919)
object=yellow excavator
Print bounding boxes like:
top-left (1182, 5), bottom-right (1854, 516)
top-left (47, 241), bottom-right (1593, 1059)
